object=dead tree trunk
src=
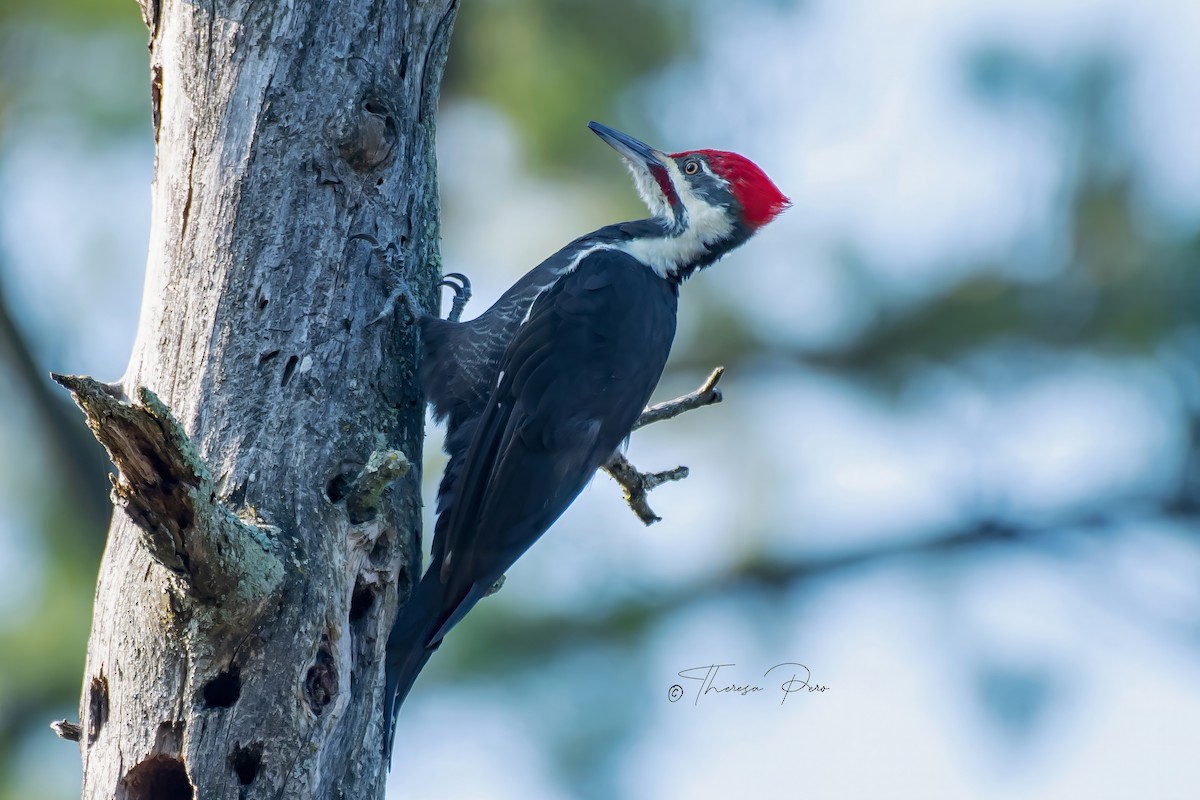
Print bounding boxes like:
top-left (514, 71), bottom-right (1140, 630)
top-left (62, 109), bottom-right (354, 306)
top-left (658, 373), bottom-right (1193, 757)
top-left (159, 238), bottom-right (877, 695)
top-left (53, 1), bottom-right (458, 797)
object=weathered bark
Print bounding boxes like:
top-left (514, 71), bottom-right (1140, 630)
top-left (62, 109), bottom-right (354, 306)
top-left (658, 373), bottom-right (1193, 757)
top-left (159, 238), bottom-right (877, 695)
top-left (57, 1), bottom-right (458, 797)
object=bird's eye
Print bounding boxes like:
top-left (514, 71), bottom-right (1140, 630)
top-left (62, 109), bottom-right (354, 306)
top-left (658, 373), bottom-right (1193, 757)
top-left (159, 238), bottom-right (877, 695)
top-left (684, 159), bottom-right (700, 175)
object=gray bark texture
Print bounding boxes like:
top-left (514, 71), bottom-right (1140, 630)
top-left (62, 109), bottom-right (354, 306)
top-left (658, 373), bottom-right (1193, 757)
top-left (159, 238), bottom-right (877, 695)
top-left (55, 0), bottom-right (459, 797)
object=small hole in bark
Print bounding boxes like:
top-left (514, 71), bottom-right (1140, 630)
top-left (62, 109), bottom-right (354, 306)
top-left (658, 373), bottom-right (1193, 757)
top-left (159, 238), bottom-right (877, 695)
top-left (326, 474), bottom-right (351, 503)
top-left (369, 536), bottom-right (391, 567)
top-left (226, 480), bottom-right (248, 509)
top-left (281, 355), bottom-right (299, 386)
top-left (118, 755), bottom-right (193, 800)
top-left (363, 100), bottom-right (386, 115)
top-left (376, 177), bottom-right (384, 187)
top-left (258, 349), bottom-right (280, 365)
top-left (326, 461), bottom-right (361, 504)
top-left (305, 636), bottom-right (338, 715)
top-left (88, 674), bottom-right (109, 744)
top-left (230, 742), bottom-right (263, 786)
top-left (202, 665), bottom-right (241, 708)
top-left (349, 580), bottom-right (376, 623)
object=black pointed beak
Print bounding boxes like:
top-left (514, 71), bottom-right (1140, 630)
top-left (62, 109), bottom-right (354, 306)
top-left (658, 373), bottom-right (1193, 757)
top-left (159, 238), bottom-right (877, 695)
top-left (588, 121), bottom-right (667, 169)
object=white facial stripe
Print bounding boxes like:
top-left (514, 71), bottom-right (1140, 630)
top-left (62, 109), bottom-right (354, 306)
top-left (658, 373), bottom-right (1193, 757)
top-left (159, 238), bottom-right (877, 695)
top-left (621, 158), bottom-right (736, 278)
top-left (663, 158), bottom-right (688, 226)
top-left (626, 160), bottom-right (671, 219)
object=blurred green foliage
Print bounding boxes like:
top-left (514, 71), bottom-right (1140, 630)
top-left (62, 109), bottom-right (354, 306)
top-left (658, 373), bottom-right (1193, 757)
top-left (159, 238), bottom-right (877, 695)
top-left (0, 2), bottom-right (147, 141)
top-left (0, 0), bottom-right (138, 27)
top-left (446, 0), bottom-right (690, 173)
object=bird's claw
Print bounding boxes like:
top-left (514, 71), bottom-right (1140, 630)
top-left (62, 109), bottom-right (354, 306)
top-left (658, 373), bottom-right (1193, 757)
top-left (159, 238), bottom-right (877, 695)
top-left (438, 272), bottom-right (471, 296)
top-left (350, 232), bottom-right (402, 265)
top-left (483, 574), bottom-right (506, 597)
top-left (438, 272), bottom-right (472, 322)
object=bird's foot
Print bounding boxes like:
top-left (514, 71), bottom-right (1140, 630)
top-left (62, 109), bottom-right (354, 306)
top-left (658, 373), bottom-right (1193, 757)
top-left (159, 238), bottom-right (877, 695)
top-left (483, 574), bottom-right (506, 597)
top-left (438, 272), bottom-right (472, 322)
top-left (351, 233), bottom-right (423, 325)
top-left (351, 234), bottom-right (472, 324)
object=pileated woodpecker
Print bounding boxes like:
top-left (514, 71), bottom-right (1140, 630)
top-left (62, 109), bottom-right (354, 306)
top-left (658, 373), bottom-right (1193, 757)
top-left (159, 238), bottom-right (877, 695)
top-left (379, 121), bottom-right (789, 760)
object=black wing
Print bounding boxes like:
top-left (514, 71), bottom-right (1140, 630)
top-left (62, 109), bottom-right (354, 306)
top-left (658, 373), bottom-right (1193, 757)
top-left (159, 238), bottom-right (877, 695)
top-left (428, 247), bottom-right (679, 644)
top-left (420, 240), bottom-right (587, 567)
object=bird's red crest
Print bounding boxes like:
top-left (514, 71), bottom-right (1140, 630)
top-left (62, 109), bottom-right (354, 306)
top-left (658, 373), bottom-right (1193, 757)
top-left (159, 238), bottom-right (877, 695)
top-left (674, 149), bottom-right (791, 229)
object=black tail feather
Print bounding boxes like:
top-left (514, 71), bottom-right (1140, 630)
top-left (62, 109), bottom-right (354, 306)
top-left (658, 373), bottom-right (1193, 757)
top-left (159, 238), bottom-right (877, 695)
top-left (383, 417), bottom-right (479, 766)
top-left (382, 569), bottom-right (445, 765)
top-left (429, 415), bottom-right (478, 565)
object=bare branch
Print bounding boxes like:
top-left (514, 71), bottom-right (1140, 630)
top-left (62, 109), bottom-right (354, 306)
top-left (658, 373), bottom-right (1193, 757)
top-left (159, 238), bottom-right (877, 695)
top-left (602, 454), bottom-right (689, 525)
top-left (50, 374), bottom-right (283, 608)
top-left (632, 366), bottom-right (724, 431)
top-left (603, 367), bottom-right (725, 524)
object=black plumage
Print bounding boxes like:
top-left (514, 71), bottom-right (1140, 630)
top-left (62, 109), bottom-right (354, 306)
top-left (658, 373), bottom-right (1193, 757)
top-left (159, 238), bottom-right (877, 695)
top-left (418, 220), bottom-right (670, 567)
top-left (384, 248), bottom-right (678, 756)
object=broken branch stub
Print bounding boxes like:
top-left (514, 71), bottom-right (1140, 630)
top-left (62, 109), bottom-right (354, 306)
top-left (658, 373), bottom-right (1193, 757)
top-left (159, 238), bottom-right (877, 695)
top-left (50, 719), bottom-right (83, 742)
top-left (51, 373), bottom-right (283, 607)
top-left (346, 448), bottom-right (412, 525)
